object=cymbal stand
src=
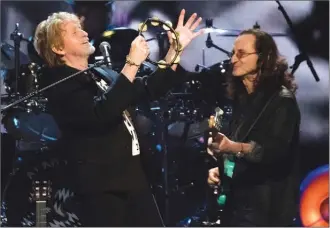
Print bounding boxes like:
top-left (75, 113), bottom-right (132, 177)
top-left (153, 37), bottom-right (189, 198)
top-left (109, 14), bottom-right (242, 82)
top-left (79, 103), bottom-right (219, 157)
top-left (2, 23), bottom-right (28, 214)
top-left (1, 59), bottom-right (107, 114)
top-left (153, 98), bottom-right (171, 226)
top-left (205, 19), bottom-right (231, 57)
top-left (195, 49), bottom-right (211, 72)
top-left (9, 23), bottom-right (29, 97)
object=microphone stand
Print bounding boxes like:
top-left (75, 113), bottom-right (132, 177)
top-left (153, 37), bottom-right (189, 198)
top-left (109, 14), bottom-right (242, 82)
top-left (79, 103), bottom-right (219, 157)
top-left (1, 60), bottom-right (106, 114)
top-left (275, 1), bottom-right (320, 82)
top-left (0, 59), bottom-right (107, 215)
top-left (1, 23), bottom-right (41, 211)
top-left (10, 23), bottom-right (24, 97)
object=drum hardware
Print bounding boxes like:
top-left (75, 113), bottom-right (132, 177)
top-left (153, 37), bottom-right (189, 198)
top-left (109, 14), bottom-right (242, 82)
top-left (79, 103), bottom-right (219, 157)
top-left (204, 19), bottom-right (231, 57)
top-left (201, 4), bottom-right (320, 83)
top-left (9, 23), bottom-right (31, 97)
top-left (0, 43), bottom-right (109, 210)
top-left (1, 23), bottom-right (49, 141)
top-left (140, 96), bottom-right (207, 225)
top-left (210, 28), bottom-right (289, 37)
top-left (139, 97), bottom-right (228, 225)
top-left (275, 1), bottom-right (319, 81)
top-left (5, 63), bottom-right (45, 92)
top-left (195, 64), bottom-right (210, 72)
top-left (1, 58), bottom-right (108, 145)
top-left (207, 20), bottom-right (288, 37)
top-left (194, 47), bottom-right (208, 73)
top-left (138, 64), bottom-right (227, 214)
top-left (194, 19), bottom-right (232, 75)
top-left (0, 42), bottom-right (30, 70)
top-left (1, 61), bottom-right (57, 143)
top-left (150, 98), bottom-right (174, 225)
top-left (1, 57), bottom-right (108, 114)
top-left (0, 22), bottom-right (43, 217)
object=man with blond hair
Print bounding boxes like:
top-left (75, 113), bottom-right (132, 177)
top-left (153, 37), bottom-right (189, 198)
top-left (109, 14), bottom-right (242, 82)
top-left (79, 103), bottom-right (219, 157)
top-left (5, 10), bottom-right (203, 226)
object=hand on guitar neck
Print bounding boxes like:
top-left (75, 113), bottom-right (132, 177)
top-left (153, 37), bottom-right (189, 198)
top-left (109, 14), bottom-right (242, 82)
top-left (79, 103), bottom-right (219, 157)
top-left (207, 167), bottom-right (220, 186)
top-left (206, 109), bottom-right (223, 158)
top-left (207, 114), bottom-right (248, 155)
top-left (206, 109), bottom-right (232, 213)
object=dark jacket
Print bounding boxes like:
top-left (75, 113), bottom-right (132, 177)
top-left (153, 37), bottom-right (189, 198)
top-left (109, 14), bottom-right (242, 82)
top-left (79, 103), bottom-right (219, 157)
top-left (40, 64), bottom-right (186, 194)
top-left (174, 65), bottom-right (301, 226)
top-left (226, 86), bottom-right (301, 226)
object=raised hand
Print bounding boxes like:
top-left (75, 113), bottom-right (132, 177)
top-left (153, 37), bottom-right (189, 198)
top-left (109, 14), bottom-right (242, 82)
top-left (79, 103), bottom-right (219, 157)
top-left (128, 35), bottom-right (150, 66)
top-left (168, 9), bottom-right (204, 51)
top-left (122, 35), bottom-right (150, 82)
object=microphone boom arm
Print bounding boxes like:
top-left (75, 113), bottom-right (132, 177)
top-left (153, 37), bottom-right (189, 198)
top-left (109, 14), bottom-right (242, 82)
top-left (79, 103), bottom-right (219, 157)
top-left (1, 60), bottom-right (106, 113)
top-left (275, 0), bottom-right (319, 81)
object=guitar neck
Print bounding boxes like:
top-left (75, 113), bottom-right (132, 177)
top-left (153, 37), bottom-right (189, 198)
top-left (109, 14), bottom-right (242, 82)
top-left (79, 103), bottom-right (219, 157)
top-left (36, 201), bottom-right (47, 227)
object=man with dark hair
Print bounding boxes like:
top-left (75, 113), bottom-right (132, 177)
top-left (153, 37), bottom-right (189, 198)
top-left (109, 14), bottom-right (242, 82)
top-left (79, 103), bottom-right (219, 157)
top-left (164, 28), bottom-right (301, 226)
top-left (205, 29), bottom-right (301, 226)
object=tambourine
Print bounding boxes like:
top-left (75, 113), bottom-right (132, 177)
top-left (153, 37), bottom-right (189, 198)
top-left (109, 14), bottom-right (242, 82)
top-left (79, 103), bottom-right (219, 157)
top-left (138, 17), bottom-right (182, 69)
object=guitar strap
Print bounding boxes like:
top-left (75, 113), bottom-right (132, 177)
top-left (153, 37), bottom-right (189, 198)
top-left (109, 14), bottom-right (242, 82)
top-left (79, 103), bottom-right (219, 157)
top-left (237, 90), bottom-right (279, 143)
top-left (90, 66), bottom-right (140, 156)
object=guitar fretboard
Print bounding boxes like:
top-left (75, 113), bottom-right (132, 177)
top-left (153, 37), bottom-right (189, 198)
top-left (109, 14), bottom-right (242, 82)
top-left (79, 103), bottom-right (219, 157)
top-left (36, 201), bottom-right (47, 227)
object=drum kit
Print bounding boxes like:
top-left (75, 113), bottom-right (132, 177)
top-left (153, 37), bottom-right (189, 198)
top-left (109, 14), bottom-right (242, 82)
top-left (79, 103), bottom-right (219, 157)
top-left (0, 17), bottom-right (291, 226)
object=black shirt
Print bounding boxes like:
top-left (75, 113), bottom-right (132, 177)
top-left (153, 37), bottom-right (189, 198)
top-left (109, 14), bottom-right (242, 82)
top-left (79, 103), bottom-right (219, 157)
top-left (175, 65), bottom-right (301, 225)
top-left (229, 87), bottom-right (300, 183)
top-left (40, 64), bottom-right (186, 194)
top-left (224, 86), bottom-right (301, 225)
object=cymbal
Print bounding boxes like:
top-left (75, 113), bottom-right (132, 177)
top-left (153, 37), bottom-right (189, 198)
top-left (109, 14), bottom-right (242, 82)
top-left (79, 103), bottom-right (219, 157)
top-left (202, 28), bottom-right (288, 37)
top-left (102, 27), bottom-right (139, 38)
top-left (1, 42), bottom-right (30, 69)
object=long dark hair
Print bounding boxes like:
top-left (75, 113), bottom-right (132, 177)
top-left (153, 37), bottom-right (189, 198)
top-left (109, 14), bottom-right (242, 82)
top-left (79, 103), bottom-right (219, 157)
top-left (226, 29), bottom-right (297, 101)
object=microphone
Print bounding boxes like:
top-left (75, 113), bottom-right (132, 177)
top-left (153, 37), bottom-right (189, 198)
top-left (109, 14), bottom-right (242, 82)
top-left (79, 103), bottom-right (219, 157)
top-left (99, 41), bottom-right (112, 66)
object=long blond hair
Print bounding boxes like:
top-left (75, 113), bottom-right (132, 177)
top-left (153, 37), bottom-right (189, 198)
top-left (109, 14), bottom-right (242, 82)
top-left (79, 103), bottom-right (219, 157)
top-left (34, 12), bottom-right (81, 67)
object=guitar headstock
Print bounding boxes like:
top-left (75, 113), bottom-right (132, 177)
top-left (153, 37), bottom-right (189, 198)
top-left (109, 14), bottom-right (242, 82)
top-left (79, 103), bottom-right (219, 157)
top-left (32, 180), bottom-right (52, 201)
top-left (208, 107), bottom-right (224, 132)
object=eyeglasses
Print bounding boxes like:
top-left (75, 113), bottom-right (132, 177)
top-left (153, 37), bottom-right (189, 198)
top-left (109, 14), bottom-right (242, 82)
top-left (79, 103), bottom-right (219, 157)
top-left (230, 50), bottom-right (258, 60)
